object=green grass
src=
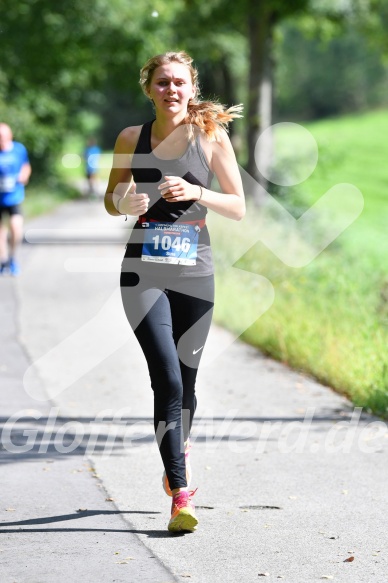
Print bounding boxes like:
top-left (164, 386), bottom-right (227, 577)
top-left (24, 181), bottom-right (81, 219)
top-left (208, 109), bottom-right (388, 418)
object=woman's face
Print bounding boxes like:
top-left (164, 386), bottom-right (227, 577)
top-left (148, 62), bottom-right (195, 116)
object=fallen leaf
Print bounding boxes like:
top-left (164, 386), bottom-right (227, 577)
top-left (77, 508), bottom-right (87, 512)
top-left (5, 508), bottom-right (15, 512)
top-left (106, 497), bottom-right (114, 502)
top-left (342, 490), bottom-right (348, 495)
top-left (321, 577), bottom-right (333, 580)
top-left (114, 552), bottom-right (120, 555)
top-left (258, 573), bottom-right (270, 577)
top-left (116, 561), bottom-right (129, 564)
top-left (344, 557), bottom-right (354, 563)
top-left (329, 536), bottom-right (339, 540)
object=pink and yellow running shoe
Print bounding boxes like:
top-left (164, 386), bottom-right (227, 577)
top-left (168, 488), bottom-right (198, 533)
top-left (163, 438), bottom-right (192, 497)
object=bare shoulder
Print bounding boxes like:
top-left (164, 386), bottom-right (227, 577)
top-left (214, 128), bottom-right (234, 153)
top-left (198, 127), bottom-right (237, 171)
top-left (114, 125), bottom-right (143, 154)
top-left (209, 128), bottom-right (237, 170)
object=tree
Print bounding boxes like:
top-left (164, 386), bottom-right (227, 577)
top-left (0, 0), bottom-right (184, 175)
top-left (179, 0), bottom-right (311, 200)
top-left (0, 0), bottom-right (110, 173)
top-left (274, 21), bottom-right (388, 120)
top-left (180, 0), bottom-right (388, 202)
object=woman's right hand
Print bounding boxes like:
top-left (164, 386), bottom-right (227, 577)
top-left (115, 191), bottom-right (150, 216)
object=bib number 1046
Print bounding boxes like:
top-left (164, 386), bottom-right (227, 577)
top-left (152, 234), bottom-right (191, 254)
top-left (141, 221), bottom-right (198, 265)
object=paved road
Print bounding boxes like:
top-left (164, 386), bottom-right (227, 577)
top-left (0, 198), bottom-right (387, 583)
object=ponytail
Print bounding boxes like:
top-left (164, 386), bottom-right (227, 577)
top-left (185, 100), bottom-right (243, 142)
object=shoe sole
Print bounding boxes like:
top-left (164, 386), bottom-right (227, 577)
top-left (168, 508), bottom-right (198, 533)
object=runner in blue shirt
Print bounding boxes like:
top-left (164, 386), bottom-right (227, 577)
top-left (0, 123), bottom-right (31, 275)
top-left (84, 137), bottom-right (101, 196)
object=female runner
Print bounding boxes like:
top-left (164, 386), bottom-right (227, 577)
top-left (104, 51), bottom-right (245, 533)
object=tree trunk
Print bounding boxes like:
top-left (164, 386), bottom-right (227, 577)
top-left (247, 2), bottom-right (274, 204)
top-left (257, 27), bottom-right (274, 188)
top-left (220, 59), bottom-right (235, 136)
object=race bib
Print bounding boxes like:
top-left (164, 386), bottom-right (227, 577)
top-left (0, 176), bottom-right (17, 193)
top-left (141, 222), bottom-right (199, 265)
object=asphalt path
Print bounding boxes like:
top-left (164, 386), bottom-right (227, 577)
top-left (0, 196), bottom-right (387, 583)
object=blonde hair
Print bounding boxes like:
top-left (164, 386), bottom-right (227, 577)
top-left (139, 51), bottom-right (243, 141)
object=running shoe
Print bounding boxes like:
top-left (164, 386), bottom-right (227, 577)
top-left (163, 438), bottom-right (192, 496)
top-left (168, 488), bottom-right (198, 533)
top-left (9, 258), bottom-right (20, 276)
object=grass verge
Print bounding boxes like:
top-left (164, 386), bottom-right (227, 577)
top-left (23, 180), bottom-right (81, 220)
top-left (209, 109), bottom-right (388, 418)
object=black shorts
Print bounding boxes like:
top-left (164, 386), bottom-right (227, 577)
top-left (0, 204), bottom-right (22, 221)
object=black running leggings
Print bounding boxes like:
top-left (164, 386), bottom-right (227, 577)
top-left (120, 270), bottom-right (214, 490)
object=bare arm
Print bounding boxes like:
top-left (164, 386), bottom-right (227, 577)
top-left (200, 130), bottom-right (245, 221)
top-left (159, 129), bottom-right (245, 221)
top-left (104, 126), bottom-right (149, 217)
top-left (18, 162), bottom-right (32, 185)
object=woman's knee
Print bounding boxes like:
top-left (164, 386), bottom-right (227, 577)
top-left (151, 365), bottom-right (182, 398)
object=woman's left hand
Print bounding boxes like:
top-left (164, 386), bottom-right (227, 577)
top-left (158, 176), bottom-right (201, 203)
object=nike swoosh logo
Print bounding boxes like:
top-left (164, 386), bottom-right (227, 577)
top-left (192, 346), bottom-right (204, 355)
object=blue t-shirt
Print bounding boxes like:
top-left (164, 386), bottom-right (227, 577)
top-left (84, 145), bottom-right (101, 175)
top-left (0, 142), bottom-right (29, 206)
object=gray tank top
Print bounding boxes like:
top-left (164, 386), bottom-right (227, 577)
top-left (124, 121), bottom-right (214, 277)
